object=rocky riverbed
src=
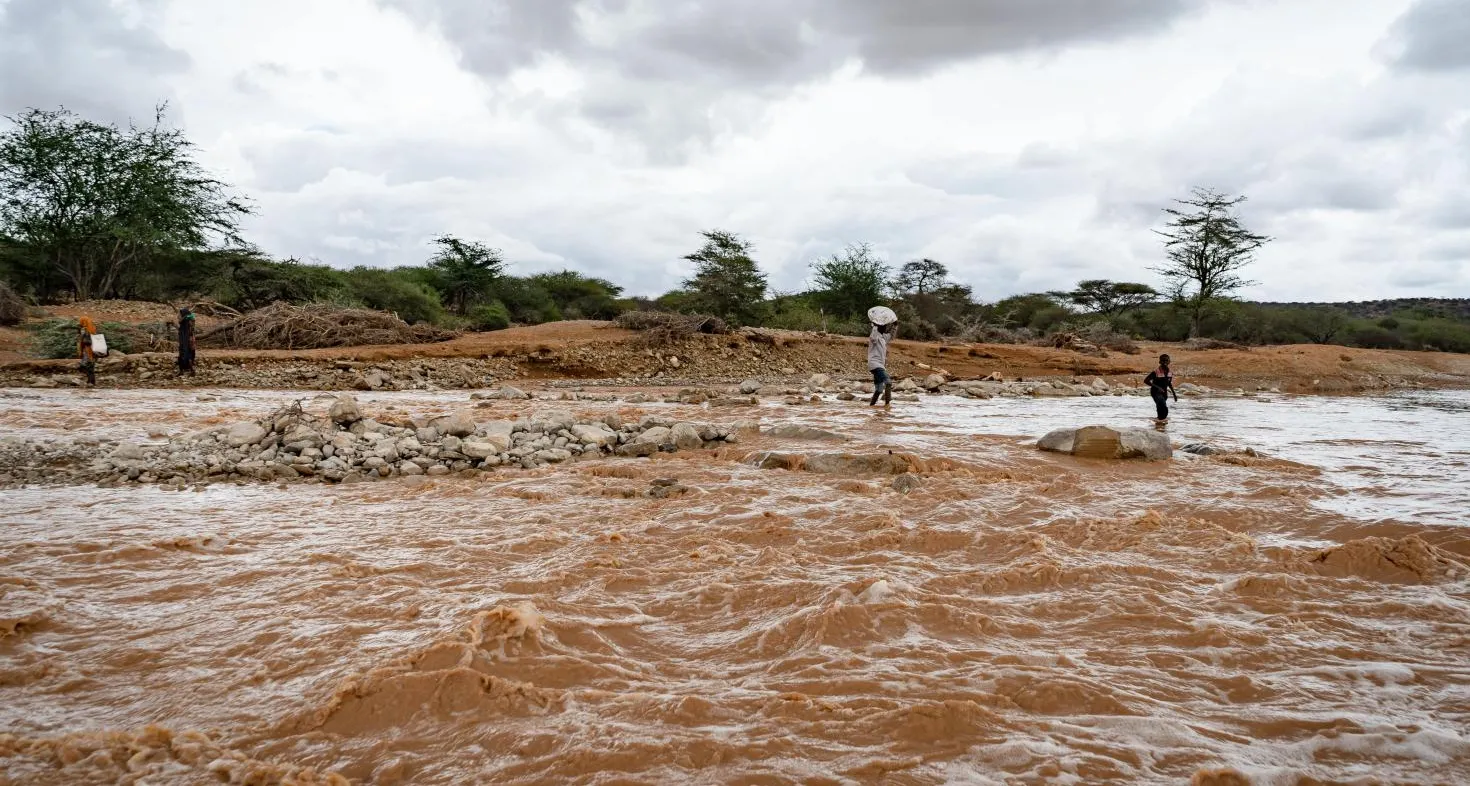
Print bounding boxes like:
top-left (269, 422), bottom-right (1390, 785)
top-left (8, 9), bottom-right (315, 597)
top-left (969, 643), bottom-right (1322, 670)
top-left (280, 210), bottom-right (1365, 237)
top-left (0, 373), bottom-right (1249, 489)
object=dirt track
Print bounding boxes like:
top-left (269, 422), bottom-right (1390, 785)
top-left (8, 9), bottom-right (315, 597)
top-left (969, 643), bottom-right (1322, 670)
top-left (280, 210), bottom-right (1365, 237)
top-left (4, 313), bottom-right (1470, 393)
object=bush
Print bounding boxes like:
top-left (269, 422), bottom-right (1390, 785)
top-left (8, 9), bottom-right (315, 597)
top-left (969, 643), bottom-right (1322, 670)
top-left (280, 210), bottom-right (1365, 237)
top-left (1349, 325), bottom-right (1404, 350)
top-left (342, 268), bottom-right (445, 325)
top-left (0, 280), bottom-right (25, 326)
top-left (1027, 305), bottom-right (1073, 333)
top-left (27, 318), bottom-right (139, 359)
top-left (495, 278), bottom-right (562, 324)
top-left (468, 301), bottom-right (511, 331)
top-left (1405, 319), bottom-right (1470, 353)
top-left (1075, 321), bottom-right (1140, 354)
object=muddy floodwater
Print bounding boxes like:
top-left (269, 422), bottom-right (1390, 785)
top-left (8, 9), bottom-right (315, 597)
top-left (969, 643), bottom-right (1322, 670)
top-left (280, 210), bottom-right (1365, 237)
top-left (2, 388), bottom-right (1468, 785)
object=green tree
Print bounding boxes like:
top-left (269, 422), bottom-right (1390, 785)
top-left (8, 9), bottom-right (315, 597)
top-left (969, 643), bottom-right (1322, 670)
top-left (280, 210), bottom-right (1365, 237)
top-left (681, 230), bottom-right (768, 325)
top-left (1290, 307), bottom-right (1352, 345)
top-left (0, 106), bottom-right (251, 301)
top-left (1057, 279), bottom-right (1159, 318)
top-left (1153, 188), bottom-right (1270, 337)
top-left (427, 235), bottom-right (504, 315)
top-left (494, 276), bottom-right (562, 324)
top-left (810, 242), bottom-right (890, 321)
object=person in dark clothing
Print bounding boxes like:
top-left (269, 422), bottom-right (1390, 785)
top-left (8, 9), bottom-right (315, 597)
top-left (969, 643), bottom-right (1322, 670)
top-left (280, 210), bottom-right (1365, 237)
top-left (1145, 353), bottom-right (1178, 421)
top-left (177, 307), bottom-right (196, 375)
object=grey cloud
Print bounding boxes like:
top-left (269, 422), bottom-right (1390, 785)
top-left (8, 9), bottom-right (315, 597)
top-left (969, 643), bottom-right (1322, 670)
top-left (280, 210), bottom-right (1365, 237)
top-left (380, 0), bottom-right (1209, 152)
top-left (0, 0), bottom-right (189, 121)
top-left (1386, 0), bottom-right (1470, 72)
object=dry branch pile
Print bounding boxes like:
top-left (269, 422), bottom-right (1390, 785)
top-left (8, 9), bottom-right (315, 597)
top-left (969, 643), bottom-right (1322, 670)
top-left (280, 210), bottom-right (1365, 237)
top-left (197, 303), bottom-right (457, 350)
top-left (615, 311), bottom-right (731, 346)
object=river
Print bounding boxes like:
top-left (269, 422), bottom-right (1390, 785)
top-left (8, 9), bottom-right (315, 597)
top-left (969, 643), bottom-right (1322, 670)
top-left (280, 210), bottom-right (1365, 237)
top-left (1, 387), bottom-right (1467, 784)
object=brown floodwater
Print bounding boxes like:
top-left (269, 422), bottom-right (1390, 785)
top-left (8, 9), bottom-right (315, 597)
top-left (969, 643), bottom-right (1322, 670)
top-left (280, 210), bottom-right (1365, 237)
top-left (2, 388), bottom-right (1468, 785)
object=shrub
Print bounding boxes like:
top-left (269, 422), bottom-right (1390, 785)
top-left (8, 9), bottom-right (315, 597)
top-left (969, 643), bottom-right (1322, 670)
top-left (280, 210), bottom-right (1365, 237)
top-left (468, 301), bottom-right (511, 331)
top-left (0, 280), bottom-right (25, 326)
top-left (1075, 321), bottom-right (1140, 354)
top-left (1349, 325), bottom-right (1404, 350)
top-left (342, 268), bottom-right (446, 325)
top-left (27, 318), bottom-right (139, 359)
top-left (1405, 319), bottom-right (1470, 353)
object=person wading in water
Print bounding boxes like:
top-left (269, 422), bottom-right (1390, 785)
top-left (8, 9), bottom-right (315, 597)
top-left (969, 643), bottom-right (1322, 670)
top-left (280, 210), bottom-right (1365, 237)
top-left (1145, 353), bottom-right (1178, 423)
top-left (866, 306), bottom-right (897, 407)
top-left (77, 316), bottom-right (98, 386)
top-left (177, 307), bottom-right (197, 376)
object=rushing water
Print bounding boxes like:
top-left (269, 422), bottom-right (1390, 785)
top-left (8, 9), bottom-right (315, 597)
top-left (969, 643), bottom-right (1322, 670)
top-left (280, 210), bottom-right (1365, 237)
top-left (1, 387), bottom-right (1468, 785)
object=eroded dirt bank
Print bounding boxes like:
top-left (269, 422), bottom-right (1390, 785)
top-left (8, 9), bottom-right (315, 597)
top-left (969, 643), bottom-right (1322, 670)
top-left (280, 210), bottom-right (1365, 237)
top-left (4, 319), bottom-right (1469, 394)
top-left (2, 389), bottom-right (1468, 784)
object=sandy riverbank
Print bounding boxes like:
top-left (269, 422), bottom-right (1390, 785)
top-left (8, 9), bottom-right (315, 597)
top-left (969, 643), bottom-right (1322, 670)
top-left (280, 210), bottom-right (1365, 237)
top-left (4, 318), bottom-right (1469, 394)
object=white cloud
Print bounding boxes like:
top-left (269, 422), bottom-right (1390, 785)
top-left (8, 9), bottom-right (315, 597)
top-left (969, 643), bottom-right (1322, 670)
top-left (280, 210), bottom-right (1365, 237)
top-left (1, 0), bottom-right (1465, 300)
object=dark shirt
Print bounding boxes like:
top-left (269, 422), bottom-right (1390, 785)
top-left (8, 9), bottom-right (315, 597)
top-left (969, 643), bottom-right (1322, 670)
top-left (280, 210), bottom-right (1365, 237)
top-left (1145, 367), bottom-right (1174, 396)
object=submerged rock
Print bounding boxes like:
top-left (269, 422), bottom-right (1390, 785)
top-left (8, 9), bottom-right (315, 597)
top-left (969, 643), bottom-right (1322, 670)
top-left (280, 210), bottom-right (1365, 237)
top-left (766, 425), bottom-right (846, 442)
top-left (1037, 426), bottom-right (1171, 461)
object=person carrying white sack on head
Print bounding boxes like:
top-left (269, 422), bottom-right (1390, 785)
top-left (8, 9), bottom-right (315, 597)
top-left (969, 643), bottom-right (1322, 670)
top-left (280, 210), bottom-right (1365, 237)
top-left (866, 306), bottom-right (897, 407)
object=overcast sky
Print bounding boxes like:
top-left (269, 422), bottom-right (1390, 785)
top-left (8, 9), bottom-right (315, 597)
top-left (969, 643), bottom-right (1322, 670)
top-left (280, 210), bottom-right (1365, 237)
top-left (2, 0), bottom-right (1467, 301)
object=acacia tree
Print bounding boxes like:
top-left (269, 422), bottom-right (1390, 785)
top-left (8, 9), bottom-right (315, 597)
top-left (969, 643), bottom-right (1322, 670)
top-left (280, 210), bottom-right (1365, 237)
top-left (427, 235), bottom-right (504, 315)
top-left (892, 258), bottom-right (947, 296)
top-left (1153, 188), bottom-right (1271, 337)
top-left (0, 106), bottom-right (251, 301)
top-left (810, 242), bottom-right (890, 321)
top-left (681, 230), bottom-right (768, 326)
top-left (1057, 279), bottom-right (1159, 318)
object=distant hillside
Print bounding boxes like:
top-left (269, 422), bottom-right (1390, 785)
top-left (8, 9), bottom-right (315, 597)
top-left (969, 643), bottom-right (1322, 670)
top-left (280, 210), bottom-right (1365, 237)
top-left (1251, 298), bottom-right (1470, 320)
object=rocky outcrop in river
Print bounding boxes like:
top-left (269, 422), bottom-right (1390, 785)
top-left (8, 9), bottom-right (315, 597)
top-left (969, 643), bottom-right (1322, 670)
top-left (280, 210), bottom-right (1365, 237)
top-left (0, 395), bottom-right (760, 488)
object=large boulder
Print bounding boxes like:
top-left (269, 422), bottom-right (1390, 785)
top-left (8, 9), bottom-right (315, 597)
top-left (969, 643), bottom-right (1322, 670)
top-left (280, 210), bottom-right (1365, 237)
top-left (529, 410), bottom-right (576, 434)
top-left (225, 422), bottom-right (268, 448)
top-left (1036, 426), bottom-right (1171, 461)
top-left (766, 425), bottom-right (846, 442)
top-left (434, 410), bottom-right (477, 438)
top-left (632, 426), bottom-right (672, 447)
top-left (804, 453), bottom-right (913, 475)
top-left (571, 423), bottom-right (615, 447)
top-left (670, 422), bottom-right (704, 450)
top-left (111, 442), bottom-right (146, 461)
top-left (329, 395), bottom-right (362, 425)
top-left (739, 379), bottom-right (762, 394)
top-left (460, 440), bottom-right (501, 460)
top-left (922, 373), bottom-right (947, 391)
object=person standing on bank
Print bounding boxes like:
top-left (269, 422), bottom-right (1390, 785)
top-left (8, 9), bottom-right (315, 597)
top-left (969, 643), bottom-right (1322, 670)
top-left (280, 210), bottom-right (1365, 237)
top-left (866, 306), bottom-right (897, 407)
top-left (177, 307), bottom-right (197, 376)
top-left (1145, 353), bottom-right (1178, 422)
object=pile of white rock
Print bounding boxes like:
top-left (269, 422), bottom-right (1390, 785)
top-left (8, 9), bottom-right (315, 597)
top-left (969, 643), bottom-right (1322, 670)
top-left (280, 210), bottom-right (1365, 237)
top-left (0, 395), bottom-right (758, 488)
